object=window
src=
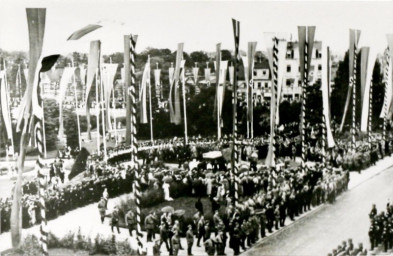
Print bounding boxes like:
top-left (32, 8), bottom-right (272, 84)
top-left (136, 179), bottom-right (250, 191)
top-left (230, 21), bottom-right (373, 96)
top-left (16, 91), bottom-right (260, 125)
top-left (287, 65), bottom-right (291, 72)
top-left (253, 71), bottom-right (257, 76)
top-left (262, 70), bottom-right (267, 76)
top-left (286, 79), bottom-right (292, 86)
top-left (258, 82), bottom-right (262, 88)
top-left (264, 82), bottom-right (269, 88)
top-left (286, 50), bottom-right (294, 59)
top-left (318, 64), bottom-right (322, 71)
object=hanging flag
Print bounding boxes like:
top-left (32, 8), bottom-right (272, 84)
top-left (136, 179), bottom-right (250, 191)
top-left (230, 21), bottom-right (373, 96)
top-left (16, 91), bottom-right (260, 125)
top-left (58, 67), bottom-right (76, 105)
top-left (247, 42), bottom-right (257, 122)
top-left (214, 43), bottom-right (222, 122)
top-left (204, 65), bottom-right (211, 84)
top-left (174, 60), bottom-right (185, 125)
top-left (360, 47), bottom-right (377, 132)
top-left (67, 24), bottom-right (102, 40)
top-left (57, 67), bottom-right (76, 137)
top-left (383, 35), bottom-right (393, 119)
top-left (275, 40), bottom-right (288, 125)
top-left (101, 63), bottom-right (118, 130)
top-left (169, 43), bottom-right (183, 124)
top-left (85, 40), bottom-right (101, 139)
top-left (0, 71), bottom-right (13, 140)
top-left (193, 66), bottom-right (199, 85)
top-left (321, 46), bottom-right (335, 148)
top-left (154, 68), bottom-right (161, 99)
top-left (79, 64), bottom-right (86, 85)
top-left (217, 61), bottom-right (228, 126)
top-left (139, 58), bottom-right (150, 124)
top-left (340, 29), bottom-right (361, 131)
top-left (229, 64), bottom-right (234, 85)
top-left (264, 35), bottom-right (277, 167)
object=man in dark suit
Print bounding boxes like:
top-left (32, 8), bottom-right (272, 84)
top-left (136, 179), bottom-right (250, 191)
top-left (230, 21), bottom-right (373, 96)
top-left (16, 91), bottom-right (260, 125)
top-left (186, 224), bottom-right (194, 255)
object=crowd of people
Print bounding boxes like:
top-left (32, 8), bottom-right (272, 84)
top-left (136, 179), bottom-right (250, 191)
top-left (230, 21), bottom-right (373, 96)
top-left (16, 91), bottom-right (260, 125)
top-left (368, 202), bottom-right (393, 253)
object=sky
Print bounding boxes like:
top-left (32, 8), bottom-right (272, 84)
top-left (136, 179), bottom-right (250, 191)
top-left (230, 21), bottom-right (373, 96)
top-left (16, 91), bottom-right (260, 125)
top-left (1, 0), bottom-right (393, 57)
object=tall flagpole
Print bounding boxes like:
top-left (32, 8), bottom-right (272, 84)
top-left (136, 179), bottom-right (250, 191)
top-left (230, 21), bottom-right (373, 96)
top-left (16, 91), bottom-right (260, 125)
top-left (41, 75), bottom-right (47, 159)
top-left (232, 19), bottom-right (240, 206)
top-left (148, 56), bottom-right (154, 143)
top-left (95, 68), bottom-right (100, 156)
top-left (351, 33), bottom-right (358, 152)
top-left (72, 60), bottom-right (82, 150)
top-left (99, 65), bottom-right (107, 162)
top-left (182, 64), bottom-right (188, 145)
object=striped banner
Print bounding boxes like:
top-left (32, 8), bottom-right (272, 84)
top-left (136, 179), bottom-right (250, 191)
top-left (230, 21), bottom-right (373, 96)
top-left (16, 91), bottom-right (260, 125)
top-left (127, 34), bottom-right (144, 254)
top-left (298, 26), bottom-right (316, 170)
top-left (232, 19), bottom-right (240, 205)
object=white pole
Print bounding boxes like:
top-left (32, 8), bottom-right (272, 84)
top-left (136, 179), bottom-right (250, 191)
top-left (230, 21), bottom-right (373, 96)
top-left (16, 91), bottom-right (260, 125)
top-left (72, 61), bottom-right (82, 150)
top-left (100, 67), bottom-right (107, 163)
top-left (113, 87), bottom-right (118, 146)
top-left (149, 56), bottom-right (153, 143)
top-left (95, 68), bottom-right (100, 156)
top-left (182, 69), bottom-right (188, 144)
top-left (41, 78), bottom-right (47, 158)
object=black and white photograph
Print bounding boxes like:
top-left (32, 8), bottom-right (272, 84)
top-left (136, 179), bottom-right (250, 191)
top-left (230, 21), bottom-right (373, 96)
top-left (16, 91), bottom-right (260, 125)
top-left (1, 0), bottom-right (393, 255)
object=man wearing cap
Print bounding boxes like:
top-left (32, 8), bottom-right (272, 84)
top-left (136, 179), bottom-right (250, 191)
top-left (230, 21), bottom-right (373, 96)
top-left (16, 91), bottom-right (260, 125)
top-left (186, 224), bottom-right (194, 255)
top-left (111, 206), bottom-right (120, 234)
top-left (97, 197), bottom-right (107, 224)
top-left (125, 209), bottom-right (136, 237)
top-left (145, 211), bottom-right (157, 242)
top-left (172, 230), bottom-right (181, 256)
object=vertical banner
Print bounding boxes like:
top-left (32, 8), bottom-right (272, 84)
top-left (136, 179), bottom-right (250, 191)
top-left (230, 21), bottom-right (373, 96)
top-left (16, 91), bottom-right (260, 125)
top-left (85, 40), bottom-right (101, 140)
top-left (340, 29), bottom-right (361, 132)
top-left (321, 46), bottom-right (335, 148)
top-left (229, 64), bottom-right (234, 86)
top-left (275, 40), bottom-right (288, 125)
top-left (215, 43), bottom-right (222, 139)
top-left (247, 42), bottom-right (257, 138)
top-left (204, 63), bottom-right (211, 85)
top-left (169, 43), bottom-right (183, 124)
top-left (139, 58), bottom-right (150, 124)
top-left (57, 67), bottom-right (76, 138)
top-left (298, 26), bottom-right (316, 169)
top-left (360, 47), bottom-right (377, 132)
top-left (154, 67), bottom-right (161, 101)
top-left (101, 63), bottom-right (118, 131)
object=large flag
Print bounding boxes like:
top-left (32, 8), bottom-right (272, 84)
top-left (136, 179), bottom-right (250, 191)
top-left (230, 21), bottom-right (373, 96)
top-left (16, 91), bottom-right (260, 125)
top-left (217, 61), bottom-right (228, 128)
top-left (247, 42), bottom-right (257, 122)
top-left (67, 24), bottom-right (102, 40)
top-left (229, 64), bottom-right (234, 85)
top-left (204, 65), bottom-right (211, 84)
top-left (340, 29), bottom-right (361, 131)
top-left (275, 40), bottom-right (288, 125)
top-left (79, 64), bottom-right (87, 85)
top-left (58, 67), bottom-right (76, 137)
top-left (154, 68), bottom-right (161, 100)
top-left (101, 63), bottom-right (118, 130)
top-left (383, 35), bottom-right (393, 119)
top-left (85, 40), bottom-right (101, 139)
top-left (193, 66), bottom-right (199, 85)
top-left (169, 43), bottom-right (184, 124)
top-left (360, 47), bottom-right (377, 132)
top-left (0, 71), bottom-right (13, 140)
top-left (321, 46), bottom-right (335, 148)
top-left (139, 58), bottom-right (150, 124)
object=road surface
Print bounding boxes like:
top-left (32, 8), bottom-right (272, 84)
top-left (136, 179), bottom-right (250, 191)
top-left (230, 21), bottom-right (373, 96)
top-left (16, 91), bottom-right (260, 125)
top-left (244, 165), bottom-right (393, 256)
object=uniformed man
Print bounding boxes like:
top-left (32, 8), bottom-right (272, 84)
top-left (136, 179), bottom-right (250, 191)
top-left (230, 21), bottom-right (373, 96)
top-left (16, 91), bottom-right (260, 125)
top-left (186, 224), bottom-right (194, 255)
top-left (97, 197), bottom-right (107, 223)
top-left (172, 231), bottom-right (180, 256)
top-left (125, 209), bottom-right (136, 236)
top-left (145, 211), bottom-right (157, 242)
top-left (111, 206), bottom-right (120, 234)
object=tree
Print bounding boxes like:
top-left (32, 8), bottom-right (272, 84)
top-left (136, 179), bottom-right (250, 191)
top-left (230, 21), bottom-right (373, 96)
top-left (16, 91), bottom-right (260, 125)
top-left (190, 51), bottom-right (209, 65)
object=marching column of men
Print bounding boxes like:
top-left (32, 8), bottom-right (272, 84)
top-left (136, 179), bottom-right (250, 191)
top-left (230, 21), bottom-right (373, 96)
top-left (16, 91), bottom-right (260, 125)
top-left (368, 203), bottom-right (393, 253)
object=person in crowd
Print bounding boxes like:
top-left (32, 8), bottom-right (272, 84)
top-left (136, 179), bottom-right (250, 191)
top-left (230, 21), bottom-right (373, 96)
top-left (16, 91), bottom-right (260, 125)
top-left (145, 211), bottom-right (157, 243)
top-left (171, 230), bottom-right (180, 256)
top-left (98, 197), bottom-right (107, 224)
top-left (125, 209), bottom-right (136, 236)
top-left (110, 206), bottom-right (120, 234)
top-left (186, 224), bottom-right (194, 255)
top-left (197, 215), bottom-right (206, 246)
